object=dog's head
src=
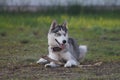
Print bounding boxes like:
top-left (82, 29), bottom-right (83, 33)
top-left (48, 20), bottom-right (68, 49)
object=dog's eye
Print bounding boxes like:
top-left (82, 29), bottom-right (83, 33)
top-left (56, 33), bottom-right (61, 36)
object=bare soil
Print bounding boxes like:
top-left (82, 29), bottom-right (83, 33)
top-left (0, 61), bottom-right (120, 80)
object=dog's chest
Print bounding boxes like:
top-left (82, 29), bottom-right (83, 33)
top-left (49, 46), bottom-right (71, 61)
top-left (54, 51), bottom-right (71, 61)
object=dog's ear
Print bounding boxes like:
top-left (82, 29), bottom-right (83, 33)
top-left (62, 20), bottom-right (68, 29)
top-left (49, 20), bottom-right (57, 32)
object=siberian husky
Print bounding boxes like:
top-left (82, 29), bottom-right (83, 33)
top-left (37, 20), bottom-right (87, 68)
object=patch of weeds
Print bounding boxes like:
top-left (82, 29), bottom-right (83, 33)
top-left (0, 28), bottom-right (8, 37)
top-left (109, 26), bottom-right (120, 33)
top-left (90, 26), bottom-right (105, 35)
top-left (0, 31), bottom-right (7, 37)
top-left (20, 39), bottom-right (29, 44)
top-left (24, 58), bottom-right (36, 62)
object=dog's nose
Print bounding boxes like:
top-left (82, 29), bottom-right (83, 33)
top-left (63, 40), bottom-right (66, 44)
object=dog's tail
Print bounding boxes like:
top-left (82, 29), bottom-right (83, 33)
top-left (79, 45), bottom-right (87, 61)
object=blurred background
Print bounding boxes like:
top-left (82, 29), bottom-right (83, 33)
top-left (0, 0), bottom-right (120, 11)
top-left (0, 0), bottom-right (120, 80)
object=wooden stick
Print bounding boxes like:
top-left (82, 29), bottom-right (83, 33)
top-left (41, 56), bottom-right (64, 66)
top-left (41, 55), bottom-right (102, 67)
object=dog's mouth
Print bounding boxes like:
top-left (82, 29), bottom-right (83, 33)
top-left (55, 39), bottom-right (66, 49)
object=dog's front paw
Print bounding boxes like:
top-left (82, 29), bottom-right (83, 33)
top-left (37, 58), bottom-right (48, 64)
top-left (45, 62), bottom-right (59, 68)
top-left (64, 62), bottom-right (72, 68)
top-left (45, 63), bottom-right (54, 68)
top-left (64, 60), bottom-right (78, 68)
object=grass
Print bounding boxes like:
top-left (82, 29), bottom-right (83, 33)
top-left (0, 11), bottom-right (120, 80)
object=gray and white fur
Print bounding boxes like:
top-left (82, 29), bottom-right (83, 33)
top-left (37, 20), bottom-right (87, 67)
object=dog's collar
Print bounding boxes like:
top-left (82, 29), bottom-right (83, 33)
top-left (51, 47), bottom-right (62, 52)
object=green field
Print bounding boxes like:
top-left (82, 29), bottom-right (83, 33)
top-left (0, 11), bottom-right (120, 80)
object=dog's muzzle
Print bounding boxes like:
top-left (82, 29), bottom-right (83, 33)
top-left (55, 39), bottom-right (66, 48)
top-left (52, 39), bottom-right (66, 52)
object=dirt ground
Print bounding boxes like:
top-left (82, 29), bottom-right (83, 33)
top-left (0, 61), bottom-right (120, 80)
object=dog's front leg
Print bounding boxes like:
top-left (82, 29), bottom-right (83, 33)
top-left (45, 52), bottom-right (60, 67)
top-left (37, 58), bottom-right (48, 64)
top-left (62, 52), bottom-right (78, 67)
top-left (64, 60), bottom-right (78, 67)
top-left (45, 62), bottom-right (60, 68)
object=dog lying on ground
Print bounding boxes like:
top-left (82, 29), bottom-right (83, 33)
top-left (37, 20), bottom-right (87, 68)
